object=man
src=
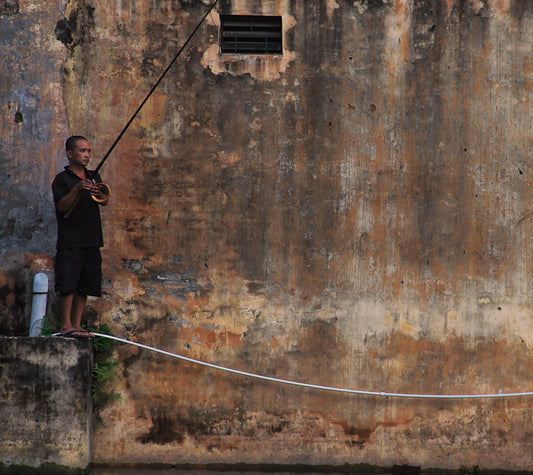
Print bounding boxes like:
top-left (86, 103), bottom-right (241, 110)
top-left (52, 136), bottom-right (109, 337)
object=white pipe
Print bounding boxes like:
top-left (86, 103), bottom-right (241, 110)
top-left (29, 272), bottom-right (48, 337)
top-left (92, 332), bottom-right (533, 400)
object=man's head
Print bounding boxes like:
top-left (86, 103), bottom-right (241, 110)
top-left (66, 135), bottom-right (88, 153)
top-left (66, 136), bottom-right (91, 168)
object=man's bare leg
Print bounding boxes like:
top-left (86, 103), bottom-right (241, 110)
top-left (71, 293), bottom-right (87, 329)
top-left (59, 293), bottom-right (92, 336)
top-left (59, 293), bottom-right (75, 333)
top-left (72, 293), bottom-right (93, 336)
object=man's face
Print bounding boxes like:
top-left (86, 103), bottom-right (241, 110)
top-left (67, 139), bottom-right (91, 168)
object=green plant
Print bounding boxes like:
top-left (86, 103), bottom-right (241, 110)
top-left (38, 316), bottom-right (57, 336)
top-left (87, 323), bottom-right (121, 411)
top-left (91, 323), bottom-right (115, 355)
top-left (91, 359), bottom-right (121, 409)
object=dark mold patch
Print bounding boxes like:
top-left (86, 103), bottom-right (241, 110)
top-left (0, 0), bottom-right (19, 15)
top-left (247, 280), bottom-right (268, 294)
top-left (169, 406), bottom-right (294, 440)
top-left (62, 1), bottom-right (96, 49)
top-left (0, 284), bottom-right (12, 302)
top-left (510, 0), bottom-right (533, 21)
top-left (341, 424), bottom-right (373, 447)
top-left (361, 0), bottom-right (387, 10)
top-left (0, 278), bottom-right (26, 336)
top-left (121, 259), bottom-right (145, 274)
top-left (138, 409), bottom-right (182, 445)
top-left (140, 56), bottom-right (161, 79)
top-left (54, 18), bottom-right (73, 47)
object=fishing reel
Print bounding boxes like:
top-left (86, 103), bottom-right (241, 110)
top-left (91, 182), bottom-right (111, 203)
top-left (64, 181), bottom-right (110, 218)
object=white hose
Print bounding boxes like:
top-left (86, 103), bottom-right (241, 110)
top-left (92, 332), bottom-right (533, 400)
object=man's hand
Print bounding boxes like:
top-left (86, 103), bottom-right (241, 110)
top-left (91, 182), bottom-right (110, 205)
top-left (57, 179), bottom-right (93, 214)
top-left (79, 179), bottom-right (96, 192)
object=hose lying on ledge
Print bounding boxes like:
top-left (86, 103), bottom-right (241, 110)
top-left (92, 332), bottom-right (533, 400)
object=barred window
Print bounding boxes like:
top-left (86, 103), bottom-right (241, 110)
top-left (220, 15), bottom-right (282, 55)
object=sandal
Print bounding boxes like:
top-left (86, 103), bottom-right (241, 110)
top-left (76, 328), bottom-right (95, 338)
top-left (55, 328), bottom-right (93, 338)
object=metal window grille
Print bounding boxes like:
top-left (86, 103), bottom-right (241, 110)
top-left (220, 15), bottom-right (282, 54)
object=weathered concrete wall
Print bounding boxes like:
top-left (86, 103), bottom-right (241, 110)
top-left (2, 0), bottom-right (533, 471)
top-left (0, 337), bottom-right (93, 469)
top-left (0, 0), bottom-right (67, 335)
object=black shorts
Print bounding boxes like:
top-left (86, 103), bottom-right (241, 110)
top-left (55, 247), bottom-right (102, 297)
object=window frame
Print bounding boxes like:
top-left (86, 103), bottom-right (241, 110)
top-left (219, 14), bottom-right (283, 55)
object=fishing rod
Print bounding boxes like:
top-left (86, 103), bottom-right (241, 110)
top-left (65, 0), bottom-right (219, 217)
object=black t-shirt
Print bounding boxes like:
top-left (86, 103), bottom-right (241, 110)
top-left (52, 166), bottom-right (104, 249)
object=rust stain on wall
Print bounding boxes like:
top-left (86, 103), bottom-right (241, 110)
top-left (2, 0), bottom-right (533, 470)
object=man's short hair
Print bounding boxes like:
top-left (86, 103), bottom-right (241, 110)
top-left (66, 135), bottom-right (88, 153)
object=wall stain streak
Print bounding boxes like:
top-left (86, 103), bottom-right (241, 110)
top-left (1, 0), bottom-right (533, 470)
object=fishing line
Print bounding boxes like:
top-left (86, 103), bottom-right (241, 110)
top-left (93, 0), bottom-right (219, 175)
top-left (92, 332), bottom-right (533, 400)
top-left (64, 0), bottom-right (218, 217)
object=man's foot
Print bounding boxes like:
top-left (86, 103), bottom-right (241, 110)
top-left (56, 327), bottom-right (93, 338)
top-left (75, 327), bottom-right (95, 338)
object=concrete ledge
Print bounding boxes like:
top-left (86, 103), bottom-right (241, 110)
top-left (0, 337), bottom-right (93, 470)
